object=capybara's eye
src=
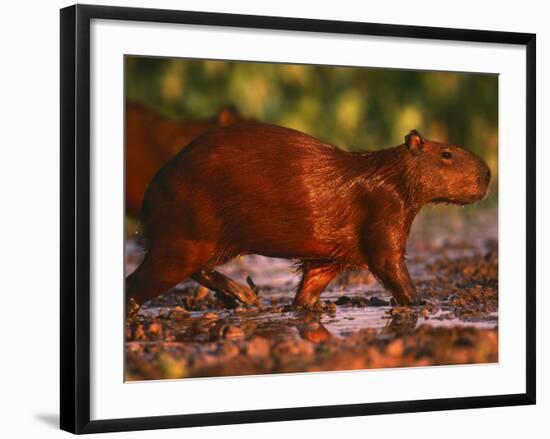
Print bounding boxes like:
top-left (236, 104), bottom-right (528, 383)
top-left (441, 151), bottom-right (452, 160)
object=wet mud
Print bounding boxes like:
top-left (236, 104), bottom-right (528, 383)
top-left (125, 208), bottom-right (498, 381)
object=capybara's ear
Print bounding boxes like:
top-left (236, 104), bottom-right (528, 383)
top-left (405, 130), bottom-right (424, 154)
top-left (217, 105), bottom-right (240, 125)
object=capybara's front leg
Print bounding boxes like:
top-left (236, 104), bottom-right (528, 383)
top-left (192, 267), bottom-right (259, 306)
top-left (368, 253), bottom-right (418, 306)
top-left (294, 262), bottom-right (338, 306)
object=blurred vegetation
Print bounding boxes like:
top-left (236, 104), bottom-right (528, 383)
top-left (125, 56), bottom-right (498, 198)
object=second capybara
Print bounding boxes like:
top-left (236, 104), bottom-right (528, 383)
top-left (126, 122), bottom-right (490, 310)
top-left (125, 101), bottom-right (243, 217)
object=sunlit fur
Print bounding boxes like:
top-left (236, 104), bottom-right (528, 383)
top-left (125, 101), bottom-right (243, 217)
top-left (128, 122), bottom-right (491, 309)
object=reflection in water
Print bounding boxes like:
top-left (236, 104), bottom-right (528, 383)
top-left (297, 316), bottom-right (331, 343)
top-left (297, 311), bottom-right (419, 343)
top-left (139, 298), bottom-right (496, 347)
top-left (385, 310), bottom-right (419, 335)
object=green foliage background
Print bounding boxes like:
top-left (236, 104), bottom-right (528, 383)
top-left (126, 56), bottom-right (498, 195)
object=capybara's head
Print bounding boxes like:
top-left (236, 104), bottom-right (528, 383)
top-left (403, 130), bottom-right (491, 205)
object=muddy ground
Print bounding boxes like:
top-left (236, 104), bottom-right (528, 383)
top-left (125, 207), bottom-right (498, 381)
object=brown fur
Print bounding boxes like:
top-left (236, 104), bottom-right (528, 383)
top-left (125, 101), bottom-right (242, 217)
top-left (126, 123), bottom-right (491, 309)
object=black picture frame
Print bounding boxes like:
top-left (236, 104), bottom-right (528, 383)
top-left (60, 4), bottom-right (536, 434)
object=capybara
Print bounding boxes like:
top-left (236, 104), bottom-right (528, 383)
top-left (125, 101), bottom-right (242, 217)
top-left (126, 123), bottom-right (490, 310)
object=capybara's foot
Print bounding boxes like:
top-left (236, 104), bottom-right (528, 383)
top-left (390, 295), bottom-right (426, 307)
top-left (192, 268), bottom-right (259, 306)
top-left (293, 300), bottom-right (324, 312)
top-left (293, 294), bottom-right (319, 308)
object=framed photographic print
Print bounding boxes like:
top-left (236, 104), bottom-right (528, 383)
top-left (60, 4), bottom-right (536, 434)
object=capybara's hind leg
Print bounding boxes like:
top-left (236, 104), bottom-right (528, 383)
top-left (294, 262), bottom-right (338, 306)
top-left (126, 250), bottom-right (203, 309)
top-left (192, 267), bottom-right (259, 306)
